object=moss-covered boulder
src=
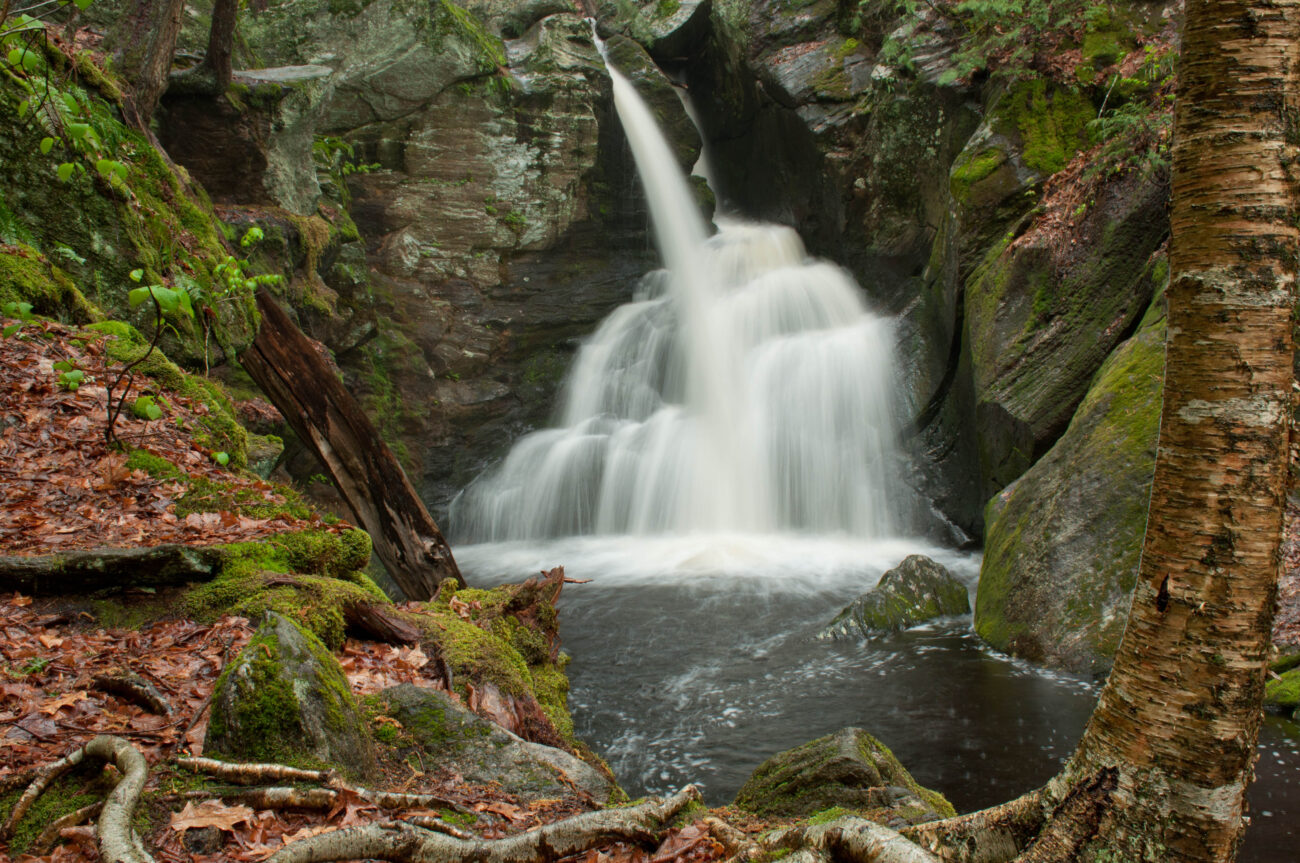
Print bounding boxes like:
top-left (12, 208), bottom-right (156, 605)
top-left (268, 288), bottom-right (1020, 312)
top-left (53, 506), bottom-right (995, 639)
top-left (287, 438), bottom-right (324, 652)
top-left (1265, 668), bottom-right (1300, 718)
top-left (974, 290), bottom-right (1166, 676)
top-left (734, 727), bottom-right (954, 825)
top-left (206, 611), bottom-right (377, 776)
top-left (378, 683), bottom-right (614, 801)
top-left (820, 555), bottom-right (969, 639)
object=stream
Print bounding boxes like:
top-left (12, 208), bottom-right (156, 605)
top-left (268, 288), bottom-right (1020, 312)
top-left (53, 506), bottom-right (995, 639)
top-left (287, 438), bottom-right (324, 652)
top-left (455, 537), bottom-right (1299, 863)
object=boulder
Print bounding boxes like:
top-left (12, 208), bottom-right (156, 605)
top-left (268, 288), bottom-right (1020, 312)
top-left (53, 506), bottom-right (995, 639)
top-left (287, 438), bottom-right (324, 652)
top-left (821, 555), bottom-right (969, 638)
top-left (734, 727), bottom-right (954, 825)
top-left (379, 683), bottom-right (614, 802)
top-left (974, 288), bottom-right (1166, 676)
top-left (205, 612), bottom-right (377, 777)
top-left (1265, 669), bottom-right (1300, 719)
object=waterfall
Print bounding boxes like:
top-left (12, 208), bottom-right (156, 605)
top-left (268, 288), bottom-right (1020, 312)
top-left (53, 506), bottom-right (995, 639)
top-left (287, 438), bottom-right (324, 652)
top-left (449, 45), bottom-right (911, 544)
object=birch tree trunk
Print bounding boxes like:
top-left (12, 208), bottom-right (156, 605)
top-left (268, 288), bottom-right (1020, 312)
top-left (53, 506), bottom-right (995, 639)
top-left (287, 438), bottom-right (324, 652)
top-left (1020, 0), bottom-right (1300, 859)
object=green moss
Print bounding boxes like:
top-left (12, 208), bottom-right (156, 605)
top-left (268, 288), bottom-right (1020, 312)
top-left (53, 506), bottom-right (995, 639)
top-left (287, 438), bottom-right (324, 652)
top-left (1002, 80), bottom-right (1094, 175)
top-left (1266, 668), bottom-right (1300, 712)
top-left (0, 245), bottom-right (100, 321)
top-left (950, 148), bottom-right (1009, 203)
top-left (185, 531), bottom-right (387, 647)
top-left (0, 764), bottom-right (113, 854)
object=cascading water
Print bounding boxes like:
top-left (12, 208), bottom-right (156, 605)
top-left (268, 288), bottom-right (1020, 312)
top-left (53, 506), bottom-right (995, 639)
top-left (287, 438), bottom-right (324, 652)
top-left (444, 42), bottom-right (1300, 853)
top-left (450, 51), bottom-right (911, 544)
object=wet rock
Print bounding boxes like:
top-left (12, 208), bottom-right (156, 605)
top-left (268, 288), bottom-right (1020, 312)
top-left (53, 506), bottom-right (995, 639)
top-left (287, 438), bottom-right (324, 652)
top-left (734, 727), bottom-right (954, 823)
top-left (820, 555), bottom-right (969, 639)
top-left (206, 612), bottom-right (377, 777)
top-left (975, 290), bottom-right (1165, 676)
top-left (379, 683), bottom-right (614, 802)
top-left (1265, 669), bottom-right (1300, 719)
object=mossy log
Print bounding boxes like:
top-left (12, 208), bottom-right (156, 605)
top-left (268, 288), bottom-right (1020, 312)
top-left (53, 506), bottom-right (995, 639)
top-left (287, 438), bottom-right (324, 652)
top-left (240, 290), bottom-right (462, 599)
top-left (0, 544), bottom-right (224, 595)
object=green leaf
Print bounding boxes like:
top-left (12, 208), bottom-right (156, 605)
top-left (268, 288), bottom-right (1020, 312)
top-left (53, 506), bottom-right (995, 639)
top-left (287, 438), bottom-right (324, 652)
top-left (2, 323), bottom-right (20, 338)
top-left (154, 288), bottom-right (179, 315)
top-left (17, 98), bottom-right (29, 118)
top-left (177, 288), bottom-right (194, 318)
top-left (66, 381), bottom-right (79, 391)
top-left (67, 123), bottom-right (92, 141)
top-left (146, 403), bottom-right (163, 420)
top-left (214, 451), bottom-right (230, 466)
top-left (128, 286), bottom-right (152, 308)
top-left (73, 0), bottom-right (95, 11)
top-left (129, 268), bottom-right (144, 283)
top-left (39, 137), bottom-right (54, 155)
top-left (16, 302), bottom-right (33, 319)
top-left (52, 360), bottom-right (73, 372)
top-left (62, 92), bottom-right (79, 114)
top-left (132, 396), bottom-right (163, 420)
top-left (56, 162), bottom-right (75, 182)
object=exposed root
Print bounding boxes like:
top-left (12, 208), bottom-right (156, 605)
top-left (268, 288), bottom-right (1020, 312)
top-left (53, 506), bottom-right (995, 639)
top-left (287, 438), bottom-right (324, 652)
top-left (1, 743), bottom-right (91, 840)
top-left (400, 814), bottom-right (475, 839)
top-left (702, 815), bottom-right (758, 861)
top-left (769, 817), bottom-right (944, 863)
top-left (93, 670), bottom-right (173, 715)
top-left (901, 788), bottom-right (1046, 863)
top-left (33, 801), bottom-right (104, 854)
top-left (262, 785), bottom-right (703, 863)
top-left (175, 756), bottom-right (337, 785)
top-left (86, 735), bottom-right (156, 863)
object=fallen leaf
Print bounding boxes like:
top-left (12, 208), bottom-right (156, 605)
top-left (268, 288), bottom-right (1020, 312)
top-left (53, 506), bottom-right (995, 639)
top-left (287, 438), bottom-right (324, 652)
top-left (170, 799), bottom-right (255, 833)
top-left (40, 690), bottom-right (88, 714)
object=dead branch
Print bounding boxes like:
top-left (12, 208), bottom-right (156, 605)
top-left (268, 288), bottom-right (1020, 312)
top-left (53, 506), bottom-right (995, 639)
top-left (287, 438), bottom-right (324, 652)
top-left (263, 785), bottom-right (703, 863)
top-left (93, 670), bottom-right (172, 715)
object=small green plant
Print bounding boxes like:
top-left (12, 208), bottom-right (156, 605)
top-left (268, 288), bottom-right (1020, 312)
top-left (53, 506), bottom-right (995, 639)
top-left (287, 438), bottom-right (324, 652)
top-left (1, 300), bottom-right (35, 337)
top-left (52, 358), bottom-right (84, 390)
top-left (213, 451), bottom-right (230, 466)
top-left (103, 269), bottom-right (194, 445)
top-left (131, 394), bottom-right (163, 421)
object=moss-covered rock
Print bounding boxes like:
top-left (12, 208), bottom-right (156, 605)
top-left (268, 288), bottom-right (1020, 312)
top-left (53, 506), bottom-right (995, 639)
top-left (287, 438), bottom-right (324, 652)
top-left (964, 172), bottom-right (1168, 496)
top-left (1265, 668), bottom-right (1300, 718)
top-left (206, 611), bottom-right (377, 776)
top-left (974, 288), bottom-right (1166, 677)
top-left (820, 555), bottom-right (969, 638)
top-left (733, 727), bottom-right (954, 825)
top-left (377, 683), bottom-right (614, 801)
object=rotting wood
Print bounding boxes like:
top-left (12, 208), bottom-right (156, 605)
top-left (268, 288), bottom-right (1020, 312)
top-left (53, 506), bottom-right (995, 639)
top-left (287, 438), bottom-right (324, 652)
top-left (343, 600), bottom-right (422, 644)
top-left (0, 544), bottom-right (222, 595)
top-left (239, 290), bottom-right (463, 599)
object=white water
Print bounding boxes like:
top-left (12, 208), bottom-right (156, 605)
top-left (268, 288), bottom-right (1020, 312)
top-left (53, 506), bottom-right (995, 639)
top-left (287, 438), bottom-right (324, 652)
top-left (449, 54), bottom-right (913, 543)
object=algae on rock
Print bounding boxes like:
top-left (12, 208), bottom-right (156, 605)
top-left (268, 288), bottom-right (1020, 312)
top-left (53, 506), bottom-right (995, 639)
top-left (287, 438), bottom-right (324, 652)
top-left (821, 554), bottom-right (969, 639)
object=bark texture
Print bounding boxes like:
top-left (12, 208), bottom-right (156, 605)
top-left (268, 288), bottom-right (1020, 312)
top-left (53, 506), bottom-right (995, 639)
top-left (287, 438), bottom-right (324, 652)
top-left (240, 291), bottom-right (463, 599)
top-left (109, 0), bottom-right (184, 124)
top-left (1034, 0), bottom-right (1300, 859)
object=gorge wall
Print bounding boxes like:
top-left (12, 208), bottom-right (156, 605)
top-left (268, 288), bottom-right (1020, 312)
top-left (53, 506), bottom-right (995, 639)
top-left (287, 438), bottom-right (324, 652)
top-left (0, 0), bottom-right (1181, 676)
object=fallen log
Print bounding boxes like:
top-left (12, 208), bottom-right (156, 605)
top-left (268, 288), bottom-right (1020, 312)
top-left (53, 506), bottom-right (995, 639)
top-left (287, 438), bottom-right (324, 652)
top-left (343, 600), bottom-right (422, 644)
top-left (0, 544), bottom-right (223, 595)
top-left (239, 290), bottom-right (462, 599)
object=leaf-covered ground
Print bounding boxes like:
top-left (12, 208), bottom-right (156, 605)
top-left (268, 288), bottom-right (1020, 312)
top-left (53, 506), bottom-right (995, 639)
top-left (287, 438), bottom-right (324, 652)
top-left (0, 317), bottom-right (337, 553)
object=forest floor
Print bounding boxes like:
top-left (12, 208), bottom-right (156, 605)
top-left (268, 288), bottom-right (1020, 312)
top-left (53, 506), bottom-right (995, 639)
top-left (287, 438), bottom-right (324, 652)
top-left (2, 316), bottom-right (1299, 861)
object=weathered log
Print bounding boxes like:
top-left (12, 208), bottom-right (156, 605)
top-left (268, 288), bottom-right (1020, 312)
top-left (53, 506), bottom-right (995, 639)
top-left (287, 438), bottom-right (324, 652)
top-left (0, 544), bottom-right (222, 595)
top-left (239, 291), bottom-right (462, 599)
top-left (343, 600), bottom-right (422, 644)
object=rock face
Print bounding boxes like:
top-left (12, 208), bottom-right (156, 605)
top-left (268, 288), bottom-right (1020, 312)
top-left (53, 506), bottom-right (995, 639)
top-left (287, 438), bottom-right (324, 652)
top-left (975, 293), bottom-right (1166, 676)
top-left (206, 612), bottom-right (377, 777)
top-left (821, 555), bottom-right (969, 638)
top-left (379, 683), bottom-right (613, 802)
top-left (734, 727), bottom-right (954, 825)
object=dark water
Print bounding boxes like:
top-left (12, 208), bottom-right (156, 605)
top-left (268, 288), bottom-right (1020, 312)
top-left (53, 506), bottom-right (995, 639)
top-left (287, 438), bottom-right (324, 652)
top-left (454, 537), bottom-right (1298, 862)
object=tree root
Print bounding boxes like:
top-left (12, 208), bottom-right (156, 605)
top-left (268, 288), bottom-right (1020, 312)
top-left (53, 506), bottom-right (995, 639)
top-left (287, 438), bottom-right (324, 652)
top-left (0, 742), bottom-right (91, 840)
top-left (93, 670), bottom-right (172, 716)
top-left (33, 801), bottom-right (103, 854)
top-left (900, 788), bottom-right (1046, 863)
top-left (175, 756), bottom-right (337, 785)
top-left (261, 785), bottom-right (703, 863)
top-left (768, 817), bottom-right (944, 863)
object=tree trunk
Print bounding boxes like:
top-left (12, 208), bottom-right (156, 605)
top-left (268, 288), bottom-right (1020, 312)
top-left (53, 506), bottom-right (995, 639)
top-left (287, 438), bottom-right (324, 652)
top-left (239, 290), bottom-right (464, 600)
top-left (109, 0), bottom-right (184, 125)
top-left (1021, 0), bottom-right (1300, 859)
top-left (198, 0), bottom-right (237, 92)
